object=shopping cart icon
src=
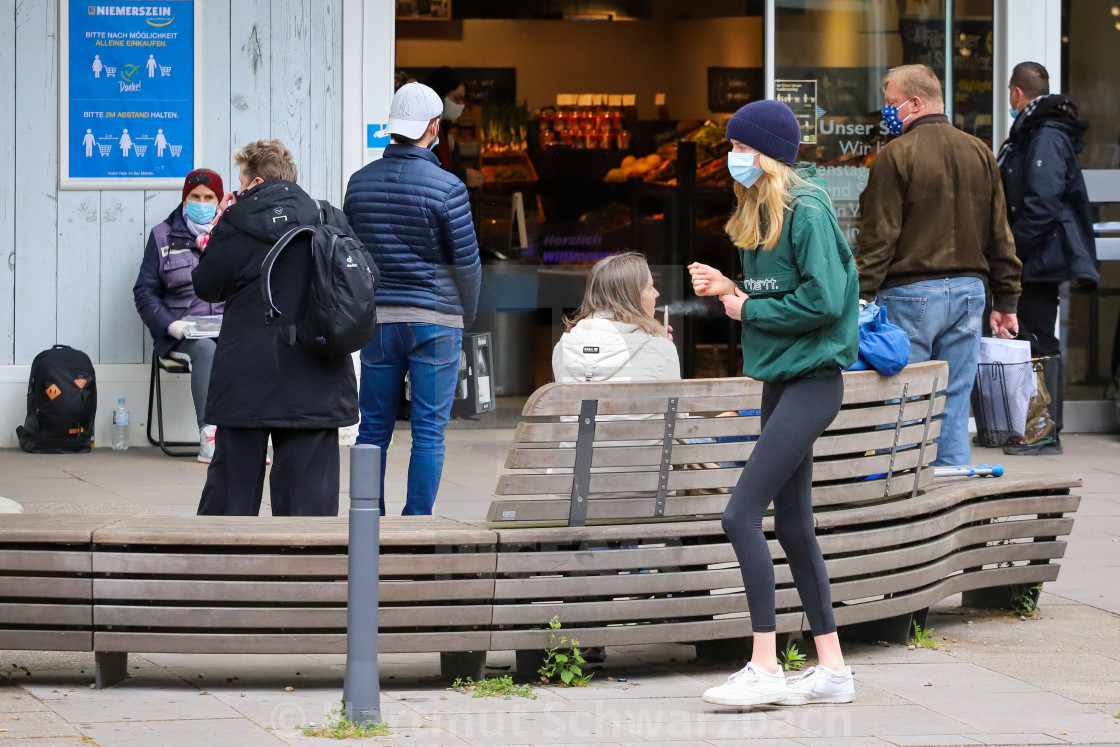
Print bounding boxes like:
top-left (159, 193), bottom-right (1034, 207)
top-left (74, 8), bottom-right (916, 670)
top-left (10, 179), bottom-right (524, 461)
top-left (98, 144), bottom-right (113, 156)
top-left (105, 67), bottom-right (117, 77)
top-left (169, 144), bottom-right (182, 157)
top-left (132, 144), bottom-right (147, 157)
top-left (159, 66), bottom-right (172, 77)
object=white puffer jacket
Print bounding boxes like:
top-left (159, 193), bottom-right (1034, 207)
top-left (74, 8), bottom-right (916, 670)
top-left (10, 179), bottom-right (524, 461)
top-left (552, 316), bottom-right (680, 383)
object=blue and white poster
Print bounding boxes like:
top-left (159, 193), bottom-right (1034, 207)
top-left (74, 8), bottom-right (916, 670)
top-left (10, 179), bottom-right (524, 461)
top-left (62, 1), bottom-right (195, 187)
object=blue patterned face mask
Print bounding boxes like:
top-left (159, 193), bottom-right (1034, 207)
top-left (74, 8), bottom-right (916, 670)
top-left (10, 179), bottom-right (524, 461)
top-left (184, 200), bottom-right (217, 224)
top-left (881, 100), bottom-right (915, 136)
top-left (728, 152), bottom-right (763, 188)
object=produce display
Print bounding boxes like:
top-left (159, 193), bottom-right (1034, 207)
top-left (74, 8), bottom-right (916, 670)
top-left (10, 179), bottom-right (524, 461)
top-left (603, 121), bottom-right (731, 188)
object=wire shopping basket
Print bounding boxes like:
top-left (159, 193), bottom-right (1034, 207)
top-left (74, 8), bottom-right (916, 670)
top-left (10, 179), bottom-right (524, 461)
top-left (159, 66), bottom-right (172, 76)
top-left (98, 144), bottom-right (113, 156)
top-left (971, 355), bottom-right (1060, 447)
top-left (132, 144), bottom-right (147, 157)
top-left (169, 145), bottom-right (182, 157)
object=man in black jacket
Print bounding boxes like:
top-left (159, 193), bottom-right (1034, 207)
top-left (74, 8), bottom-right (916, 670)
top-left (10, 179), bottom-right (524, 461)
top-left (998, 62), bottom-right (1098, 455)
top-left (192, 140), bottom-right (359, 515)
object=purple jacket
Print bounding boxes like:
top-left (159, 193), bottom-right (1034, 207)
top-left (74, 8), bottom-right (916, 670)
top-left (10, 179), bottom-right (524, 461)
top-left (133, 206), bottom-right (225, 357)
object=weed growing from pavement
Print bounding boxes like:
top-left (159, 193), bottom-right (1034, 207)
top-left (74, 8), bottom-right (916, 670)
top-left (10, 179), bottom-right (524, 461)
top-left (453, 675), bottom-right (537, 699)
top-left (300, 701), bottom-right (390, 739)
top-left (2, 662), bottom-right (30, 678)
top-left (910, 620), bottom-right (938, 649)
top-left (1010, 582), bottom-right (1042, 617)
top-left (539, 616), bottom-right (594, 686)
top-left (779, 641), bottom-right (807, 671)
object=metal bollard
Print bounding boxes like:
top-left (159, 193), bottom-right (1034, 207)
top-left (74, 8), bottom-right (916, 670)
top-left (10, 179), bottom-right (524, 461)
top-left (343, 444), bottom-right (382, 726)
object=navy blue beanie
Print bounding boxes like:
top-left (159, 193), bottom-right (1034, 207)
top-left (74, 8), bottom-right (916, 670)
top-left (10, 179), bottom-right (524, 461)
top-left (725, 100), bottom-right (802, 165)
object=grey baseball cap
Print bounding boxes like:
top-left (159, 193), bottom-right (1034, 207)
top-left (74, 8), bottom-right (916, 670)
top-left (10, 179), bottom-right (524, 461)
top-left (386, 82), bottom-right (444, 140)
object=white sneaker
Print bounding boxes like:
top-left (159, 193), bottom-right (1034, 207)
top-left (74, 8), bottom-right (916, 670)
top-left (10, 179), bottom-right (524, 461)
top-left (198, 425), bottom-right (216, 464)
top-left (777, 665), bottom-right (855, 705)
top-left (702, 662), bottom-right (789, 707)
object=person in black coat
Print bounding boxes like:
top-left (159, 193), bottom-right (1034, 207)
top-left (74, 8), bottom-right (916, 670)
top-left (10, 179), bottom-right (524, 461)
top-left (998, 62), bottom-right (1098, 456)
top-left (192, 139), bottom-right (359, 515)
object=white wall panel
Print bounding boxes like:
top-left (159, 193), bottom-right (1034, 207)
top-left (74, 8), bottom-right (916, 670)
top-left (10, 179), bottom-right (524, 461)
top-left (197, 2), bottom-right (233, 180)
top-left (0, 8), bottom-right (15, 364)
top-left (271, 0), bottom-right (312, 189)
top-left (230, 1), bottom-right (273, 159)
top-left (311, 0), bottom-right (343, 204)
top-left (97, 192), bottom-right (145, 363)
top-left (55, 192), bottom-right (101, 356)
top-left (14, 0), bottom-right (59, 363)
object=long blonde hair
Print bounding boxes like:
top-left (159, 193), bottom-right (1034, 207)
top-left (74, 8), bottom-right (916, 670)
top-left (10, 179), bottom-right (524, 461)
top-left (564, 252), bottom-right (665, 337)
top-left (724, 154), bottom-right (816, 251)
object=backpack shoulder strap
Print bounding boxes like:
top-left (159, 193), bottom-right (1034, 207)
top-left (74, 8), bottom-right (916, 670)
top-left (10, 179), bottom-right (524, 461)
top-left (260, 225), bottom-right (316, 322)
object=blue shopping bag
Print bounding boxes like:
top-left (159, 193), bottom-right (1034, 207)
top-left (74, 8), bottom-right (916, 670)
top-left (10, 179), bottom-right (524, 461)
top-left (846, 304), bottom-right (910, 376)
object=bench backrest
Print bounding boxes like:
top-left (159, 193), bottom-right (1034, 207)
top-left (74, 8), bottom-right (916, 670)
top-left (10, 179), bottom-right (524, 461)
top-left (487, 360), bottom-right (948, 526)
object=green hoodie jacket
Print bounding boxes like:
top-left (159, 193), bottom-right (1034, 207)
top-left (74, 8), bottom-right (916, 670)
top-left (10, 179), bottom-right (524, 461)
top-left (735, 164), bottom-right (859, 382)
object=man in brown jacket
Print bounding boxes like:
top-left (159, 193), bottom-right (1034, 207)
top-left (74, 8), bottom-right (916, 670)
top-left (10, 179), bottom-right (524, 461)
top-left (857, 64), bottom-right (1022, 467)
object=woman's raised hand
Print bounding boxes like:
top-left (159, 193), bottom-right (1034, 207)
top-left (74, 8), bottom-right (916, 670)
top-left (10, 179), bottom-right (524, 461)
top-left (688, 262), bottom-right (734, 297)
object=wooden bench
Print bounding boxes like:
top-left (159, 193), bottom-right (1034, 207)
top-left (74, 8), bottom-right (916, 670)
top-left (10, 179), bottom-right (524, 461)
top-left (0, 361), bottom-right (1081, 686)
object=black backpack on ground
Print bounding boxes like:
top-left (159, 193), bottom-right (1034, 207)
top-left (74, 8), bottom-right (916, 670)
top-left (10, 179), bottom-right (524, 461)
top-left (260, 200), bottom-right (378, 356)
top-left (16, 345), bottom-right (97, 454)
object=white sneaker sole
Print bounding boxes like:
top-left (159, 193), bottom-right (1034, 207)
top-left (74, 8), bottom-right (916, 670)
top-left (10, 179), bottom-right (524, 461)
top-left (777, 692), bottom-right (854, 705)
top-left (703, 690), bottom-right (788, 707)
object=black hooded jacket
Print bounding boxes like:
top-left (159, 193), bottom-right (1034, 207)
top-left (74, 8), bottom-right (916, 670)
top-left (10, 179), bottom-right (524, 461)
top-left (998, 94), bottom-right (1098, 286)
top-left (192, 180), bottom-right (359, 429)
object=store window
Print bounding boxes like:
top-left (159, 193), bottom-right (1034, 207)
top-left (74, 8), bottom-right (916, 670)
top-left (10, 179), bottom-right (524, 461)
top-left (774, 0), bottom-right (993, 245)
top-left (1063, 0), bottom-right (1120, 396)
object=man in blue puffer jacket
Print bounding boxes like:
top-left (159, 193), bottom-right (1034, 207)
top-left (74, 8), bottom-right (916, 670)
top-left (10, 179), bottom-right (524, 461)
top-left (344, 81), bottom-right (481, 516)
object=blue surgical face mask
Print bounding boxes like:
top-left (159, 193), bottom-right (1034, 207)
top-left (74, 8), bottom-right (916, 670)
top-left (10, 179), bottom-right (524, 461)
top-left (881, 100), bottom-right (915, 136)
top-left (1009, 107), bottom-right (1021, 120)
top-left (727, 152), bottom-right (763, 188)
top-left (184, 200), bottom-right (217, 224)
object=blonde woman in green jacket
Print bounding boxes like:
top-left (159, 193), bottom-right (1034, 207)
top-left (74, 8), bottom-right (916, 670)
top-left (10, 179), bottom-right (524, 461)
top-left (688, 100), bottom-right (859, 708)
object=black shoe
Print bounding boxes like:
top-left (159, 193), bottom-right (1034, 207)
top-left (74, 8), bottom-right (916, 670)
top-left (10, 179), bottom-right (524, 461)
top-left (581, 647), bottom-right (606, 663)
top-left (1002, 437), bottom-right (1062, 455)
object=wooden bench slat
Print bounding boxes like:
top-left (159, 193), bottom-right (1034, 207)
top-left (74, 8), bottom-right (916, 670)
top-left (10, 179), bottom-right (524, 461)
top-left (522, 362), bottom-right (949, 416)
top-left (504, 422), bottom-right (942, 470)
top-left (495, 449), bottom-right (927, 496)
top-left (93, 605), bottom-right (492, 629)
top-left (0, 603), bottom-right (91, 627)
top-left (0, 577), bottom-right (91, 600)
top-left (0, 549), bottom-right (91, 573)
top-left (94, 578), bottom-right (495, 604)
top-left (92, 551), bottom-right (495, 577)
top-left (93, 630), bottom-right (492, 655)
top-left (514, 397), bottom-right (945, 444)
top-left (0, 515), bottom-right (127, 543)
top-left (91, 516), bottom-right (497, 547)
top-left (0, 630), bottom-right (92, 651)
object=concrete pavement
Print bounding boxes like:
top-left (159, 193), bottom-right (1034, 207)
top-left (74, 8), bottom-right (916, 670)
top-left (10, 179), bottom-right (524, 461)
top-left (0, 431), bottom-right (1119, 746)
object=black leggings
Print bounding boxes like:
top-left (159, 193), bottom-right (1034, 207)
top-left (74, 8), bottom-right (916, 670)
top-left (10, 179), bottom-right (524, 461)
top-left (721, 374), bottom-right (843, 636)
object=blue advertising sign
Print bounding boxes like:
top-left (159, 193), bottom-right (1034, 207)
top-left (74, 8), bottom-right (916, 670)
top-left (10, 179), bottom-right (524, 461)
top-left (63, 1), bottom-right (194, 186)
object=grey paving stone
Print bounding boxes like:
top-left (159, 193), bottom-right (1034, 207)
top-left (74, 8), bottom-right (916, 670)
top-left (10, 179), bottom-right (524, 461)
top-left (78, 718), bottom-right (285, 746)
top-left (428, 709), bottom-right (633, 744)
top-left (791, 738), bottom-right (894, 747)
top-left (584, 695), bottom-right (778, 725)
top-left (1044, 729), bottom-right (1120, 744)
top-left (23, 675), bottom-right (195, 702)
top-left (43, 689), bottom-right (245, 724)
top-left (878, 736), bottom-right (981, 746)
top-left (281, 725), bottom-right (468, 745)
top-left (705, 740), bottom-right (806, 747)
top-left (0, 709), bottom-right (82, 740)
top-left (842, 644), bottom-right (958, 665)
top-left (0, 684), bottom-right (49, 713)
top-left (385, 685), bottom-right (575, 714)
top-left (602, 711), bottom-right (810, 742)
top-left (913, 690), bottom-right (1113, 733)
top-left (769, 703), bottom-right (970, 739)
top-left (544, 672), bottom-right (711, 701)
top-left (965, 734), bottom-right (1067, 745)
top-left (0, 739), bottom-right (92, 746)
top-left (853, 661), bottom-right (1040, 700)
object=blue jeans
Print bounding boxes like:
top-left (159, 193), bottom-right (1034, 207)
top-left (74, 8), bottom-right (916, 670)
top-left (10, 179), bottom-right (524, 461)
top-left (878, 277), bottom-right (985, 467)
top-left (357, 323), bottom-right (462, 515)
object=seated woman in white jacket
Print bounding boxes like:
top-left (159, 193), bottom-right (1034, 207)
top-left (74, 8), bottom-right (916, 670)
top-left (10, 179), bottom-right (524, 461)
top-left (553, 252), bottom-right (680, 382)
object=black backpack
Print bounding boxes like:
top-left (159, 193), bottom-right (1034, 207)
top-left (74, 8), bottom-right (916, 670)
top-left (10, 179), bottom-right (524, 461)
top-left (260, 200), bottom-right (378, 356)
top-left (16, 345), bottom-right (97, 454)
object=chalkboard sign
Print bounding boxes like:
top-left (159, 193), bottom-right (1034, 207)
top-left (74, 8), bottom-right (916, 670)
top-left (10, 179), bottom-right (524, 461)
top-left (396, 67), bottom-right (517, 106)
top-left (707, 67), bottom-right (764, 114)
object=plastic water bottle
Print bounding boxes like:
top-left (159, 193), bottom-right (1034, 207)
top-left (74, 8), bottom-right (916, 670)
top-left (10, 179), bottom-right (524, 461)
top-left (112, 398), bottom-right (130, 451)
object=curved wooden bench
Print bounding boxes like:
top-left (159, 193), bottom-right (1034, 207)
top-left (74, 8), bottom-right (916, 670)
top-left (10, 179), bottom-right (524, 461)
top-left (0, 362), bottom-right (1080, 686)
